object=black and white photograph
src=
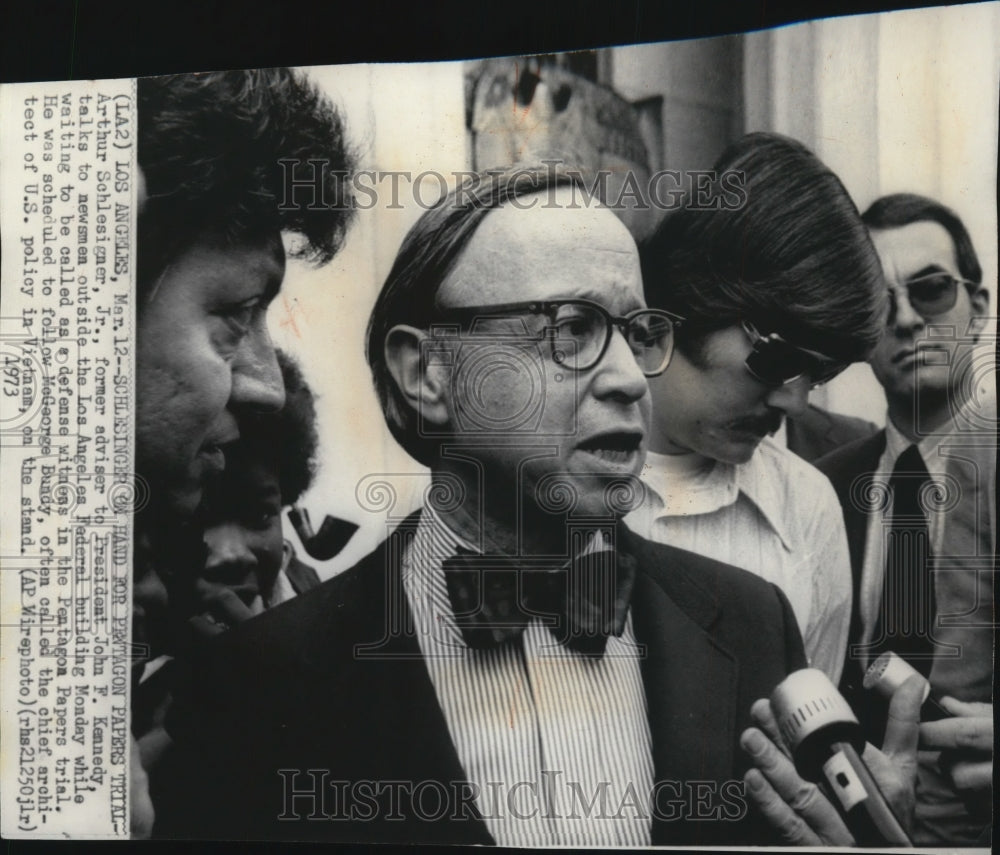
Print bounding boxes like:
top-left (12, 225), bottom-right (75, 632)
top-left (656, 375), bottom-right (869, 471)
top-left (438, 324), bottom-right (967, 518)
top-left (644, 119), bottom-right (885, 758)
top-left (1, 0), bottom-right (996, 849)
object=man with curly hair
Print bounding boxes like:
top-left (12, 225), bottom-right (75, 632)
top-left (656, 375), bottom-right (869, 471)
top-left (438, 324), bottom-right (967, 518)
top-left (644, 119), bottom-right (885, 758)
top-left (132, 66), bottom-right (353, 653)
top-left (130, 68), bottom-right (354, 836)
top-left (136, 67), bottom-right (353, 520)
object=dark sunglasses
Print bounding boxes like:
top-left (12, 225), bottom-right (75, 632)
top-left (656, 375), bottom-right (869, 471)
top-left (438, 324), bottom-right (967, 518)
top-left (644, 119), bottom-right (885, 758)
top-left (741, 321), bottom-right (849, 389)
top-left (432, 299), bottom-right (685, 377)
top-left (888, 272), bottom-right (974, 322)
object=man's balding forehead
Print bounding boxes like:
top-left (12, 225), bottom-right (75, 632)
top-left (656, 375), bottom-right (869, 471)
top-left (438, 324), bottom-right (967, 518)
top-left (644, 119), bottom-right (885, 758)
top-left (452, 193), bottom-right (635, 269)
top-left (483, 186), bottom-right (629, 235)
top-left (436, 190), bottom-right (642, 309)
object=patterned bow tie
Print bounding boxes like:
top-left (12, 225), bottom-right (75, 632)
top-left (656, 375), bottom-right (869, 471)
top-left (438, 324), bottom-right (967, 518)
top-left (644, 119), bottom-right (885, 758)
top-left (441, 546), bottom-right (637, 656)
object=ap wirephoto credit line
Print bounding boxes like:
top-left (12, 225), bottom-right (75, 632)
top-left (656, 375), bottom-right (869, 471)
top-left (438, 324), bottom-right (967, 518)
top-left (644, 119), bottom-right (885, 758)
top-left (0, 1), bottom-right (996, 848)
top-left (1, 77), bottom-right (137, 838)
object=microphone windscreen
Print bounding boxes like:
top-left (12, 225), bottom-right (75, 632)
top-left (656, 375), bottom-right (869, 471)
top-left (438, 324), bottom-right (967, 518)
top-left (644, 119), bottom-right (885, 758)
top-left (863, 652), bottom-right (931, 702)
top-left (770, 668), bottom-right (862, 762)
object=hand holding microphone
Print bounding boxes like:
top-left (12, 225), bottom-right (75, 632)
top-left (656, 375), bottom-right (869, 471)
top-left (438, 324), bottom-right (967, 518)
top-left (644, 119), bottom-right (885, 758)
top-left (920, 690), bottom-right (993, 817)
top-left (864, 651), bottom-right (948, 721)
top-left (741, 668), bottom-right (923, 846)
top-left (866, 651), bottom-right (992, 807)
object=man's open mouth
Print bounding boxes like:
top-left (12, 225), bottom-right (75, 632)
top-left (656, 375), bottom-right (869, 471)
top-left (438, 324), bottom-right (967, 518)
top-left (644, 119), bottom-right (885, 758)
top-left (577, 431), bottom-right (643, 463)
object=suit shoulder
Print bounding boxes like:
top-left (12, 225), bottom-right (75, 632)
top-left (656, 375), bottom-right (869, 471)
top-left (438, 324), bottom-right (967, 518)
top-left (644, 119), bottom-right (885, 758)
top-left (632, 533), bottom-right (789, 615)
top-left (786, 404), bottom-right (877, 461)
top-left (631, 533), bottom-right (805, 669)
top-left (821, 407), bottom-right (878, 439)
top-left (205, 540), bottom-right (388, 667)
top-left (816, 430), bottom-right (886, 487)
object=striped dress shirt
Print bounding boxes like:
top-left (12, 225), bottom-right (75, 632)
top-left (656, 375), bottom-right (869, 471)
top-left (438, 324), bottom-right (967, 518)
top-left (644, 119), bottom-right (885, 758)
top-left (401, 505), bottom-right (655, 846)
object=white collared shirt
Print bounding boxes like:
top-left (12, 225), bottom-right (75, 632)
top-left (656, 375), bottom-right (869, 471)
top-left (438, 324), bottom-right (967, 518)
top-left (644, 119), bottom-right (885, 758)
top-left (401, 505), bottom-right (654, 847)
top-left (626, 437), bottom-right (851, 683)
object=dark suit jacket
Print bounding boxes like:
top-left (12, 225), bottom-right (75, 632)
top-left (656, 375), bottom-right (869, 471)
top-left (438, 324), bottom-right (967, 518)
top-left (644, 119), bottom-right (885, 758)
top-left (816, 431), bottom-right (888, 730)
top-left (155, 513), bottom-right (806, 845)
top-left (786, 404), bottom-right (878, 463)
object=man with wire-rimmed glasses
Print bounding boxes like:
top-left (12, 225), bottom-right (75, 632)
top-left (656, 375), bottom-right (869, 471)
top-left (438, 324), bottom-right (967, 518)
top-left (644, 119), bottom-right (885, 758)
top-left (628, 132), bottom-right (886, 688)
top-left (157, 165), bottom-right (808, 845)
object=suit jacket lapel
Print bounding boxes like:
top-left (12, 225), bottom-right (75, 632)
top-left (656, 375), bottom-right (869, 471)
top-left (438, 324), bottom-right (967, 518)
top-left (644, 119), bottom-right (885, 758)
top-left (817, 431), bottom-right (886, 701)
top-left (623, 531), bottom-right (737, 792)
top-left (818, 430), bottom-right (887, 598)
top-left (307, 513), bottom-right (493, 843)
top-left (842, 432), bottom-right (886, 576)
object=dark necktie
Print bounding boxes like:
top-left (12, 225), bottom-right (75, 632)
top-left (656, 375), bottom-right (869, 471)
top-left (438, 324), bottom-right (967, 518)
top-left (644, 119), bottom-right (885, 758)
top-left (873, 444), bottom-right (937, 675)
top-left (441, 546), bottom-right (637, 656)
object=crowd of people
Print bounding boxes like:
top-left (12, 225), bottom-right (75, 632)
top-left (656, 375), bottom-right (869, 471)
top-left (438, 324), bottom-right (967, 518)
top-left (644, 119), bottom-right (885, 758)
top-left (128, 68), bottom-right (994, 846)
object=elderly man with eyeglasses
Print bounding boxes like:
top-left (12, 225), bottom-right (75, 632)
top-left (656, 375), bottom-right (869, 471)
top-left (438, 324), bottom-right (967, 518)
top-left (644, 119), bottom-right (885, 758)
top-left (627, 133), bottom-right (886, 687)
top-left (152, 166), bottom-right (817, 846)
top-left (816, 194), bottom-right (994, 846)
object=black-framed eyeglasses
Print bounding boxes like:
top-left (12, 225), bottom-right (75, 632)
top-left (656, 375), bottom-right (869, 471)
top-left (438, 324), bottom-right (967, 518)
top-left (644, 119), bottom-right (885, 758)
top-left (741, 320), bottom-right (849, 389)
top-left (432, 299), bottom-right (685, 377)
top-left (888, 272), bottom-right (974, 323)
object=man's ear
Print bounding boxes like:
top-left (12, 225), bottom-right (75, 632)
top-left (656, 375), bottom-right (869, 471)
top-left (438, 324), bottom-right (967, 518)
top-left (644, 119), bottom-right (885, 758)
top-left (967, 285), bottom-right (991, 341)
top-left (384, 325), bottom-right (450, 426)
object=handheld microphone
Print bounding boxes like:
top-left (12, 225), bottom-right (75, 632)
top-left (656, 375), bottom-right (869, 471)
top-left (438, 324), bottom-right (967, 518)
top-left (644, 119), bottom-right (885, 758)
top-left (863, 652), bottom-right (949, 722)
top-left (770, 668), bottom-right (913, 846)
top-left (287, 505), bottom-right (359, 561)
